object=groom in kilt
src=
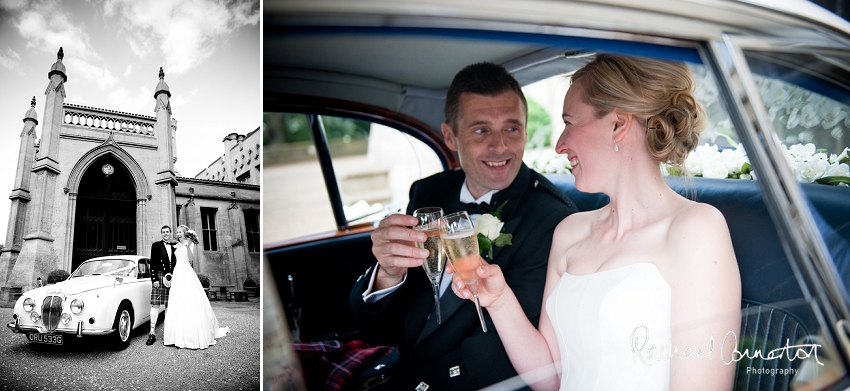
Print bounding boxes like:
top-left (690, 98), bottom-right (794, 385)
top-left (146, 225), bottom-right (177, 346)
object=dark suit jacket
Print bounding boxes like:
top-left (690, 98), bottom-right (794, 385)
top-left (149, 241), bottom-right (175, 283)
top-left (350, 164), bottom-right (577, 389)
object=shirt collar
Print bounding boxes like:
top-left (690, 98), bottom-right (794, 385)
top-left (459, 180), bottom-right (498, 204)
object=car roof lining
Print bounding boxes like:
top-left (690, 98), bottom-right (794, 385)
top-left (266, 26), bottom-right (704, 128)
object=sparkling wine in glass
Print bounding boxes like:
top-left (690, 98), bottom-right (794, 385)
top-left (440, 211), bottom-right (487, 332)
top-left (413, 207), bottom-right (445, 324)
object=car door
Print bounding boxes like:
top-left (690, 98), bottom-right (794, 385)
top-left (263, 97), bottom-right (455, 341)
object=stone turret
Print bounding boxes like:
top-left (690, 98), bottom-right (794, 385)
top-left (0, 97), bottom-right (39, 298)
top-left (5, 48), bottom-right (68, 295)
top-left (11, 96), bottom-right (38, 207)
top-left (153, 67), bottom-right (177, 228)
top-left (36, 47), bottom-right (65, 171)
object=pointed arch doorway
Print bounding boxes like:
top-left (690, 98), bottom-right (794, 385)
top-left (71, 155), bottom-right (137, 271)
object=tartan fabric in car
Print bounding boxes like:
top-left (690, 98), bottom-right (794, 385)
top-left (294, 339), bottom-right (393, 391)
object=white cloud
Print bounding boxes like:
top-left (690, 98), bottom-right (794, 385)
top-left (126, 36), bottom-right (153, 58)
top-left (0, 0), bottom-right (26, 11)
top-left (6, 47), bottom-right (19, 60)
top-left (0, 48), bottom-right (23, 75)
top-left (15, 4), bottom-right (96, 60)
top-left (105, 0), bottom-right (259, 74)
top-left (107, 86), bottom-right (154, 115)
top-left (124, 63), bottom-right (133, 77)
top-left (12, 1), bottom-right (118, 91)
top-left (65, 58), bottom-right (118, 90)
top-left (171, 87), bottom-right (199, 109)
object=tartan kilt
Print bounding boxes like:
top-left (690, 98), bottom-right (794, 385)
top-left (150, 271), bottom-right (171, 306)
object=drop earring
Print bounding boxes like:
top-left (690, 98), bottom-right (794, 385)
top-left (614, 142), bottom-right (619, 152)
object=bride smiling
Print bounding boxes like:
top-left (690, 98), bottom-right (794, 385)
top-left (164, 224), bottom-right (230, 349)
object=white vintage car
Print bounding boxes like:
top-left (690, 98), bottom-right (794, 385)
top-left (7, 255), bottom-right (152, 350)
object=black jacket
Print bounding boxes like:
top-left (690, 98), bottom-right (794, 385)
top-left (350, 164), bottom-right (577, 389)
top-left (149, 240), bottom-right (175, 282)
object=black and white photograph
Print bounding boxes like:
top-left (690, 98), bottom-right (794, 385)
top-left (0, 1), bottom-right (260, 390)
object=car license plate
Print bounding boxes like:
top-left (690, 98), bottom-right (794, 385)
top-left (27, 332), bottom-right (63, 345)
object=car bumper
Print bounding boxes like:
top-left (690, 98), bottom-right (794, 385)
top-left (7, 318), bottom-right (114, 337)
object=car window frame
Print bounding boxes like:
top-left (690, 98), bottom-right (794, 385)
top-left (705, 33), bottom-right (850, 371)
top-left (263, 93), bottom-right (459, 248)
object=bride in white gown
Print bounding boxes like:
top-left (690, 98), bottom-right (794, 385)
top-left (165, 224), bottom-right (230, 349)
top-left (449, 54), bottom-right (741, 390)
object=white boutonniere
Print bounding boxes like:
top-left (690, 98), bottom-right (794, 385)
top-left (475, 200), bottom-right (512, 259)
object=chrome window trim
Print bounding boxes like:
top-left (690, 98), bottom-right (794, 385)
top-left (704, 33), bottom-right (850, 367)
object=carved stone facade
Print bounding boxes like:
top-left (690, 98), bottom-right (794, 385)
top-left (0, 48), bottom-right (260, 304)
top-left (196, 128), bottom-right (260, 185)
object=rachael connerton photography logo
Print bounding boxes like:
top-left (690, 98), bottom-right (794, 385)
top-left (630, 324), bottom-right (824, 367)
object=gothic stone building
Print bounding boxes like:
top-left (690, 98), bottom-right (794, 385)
top-left (0, 48), bottom-right (260, 304)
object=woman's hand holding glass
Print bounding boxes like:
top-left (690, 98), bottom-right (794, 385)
top-left (447, 261), bottom-right (509, 311)
top-left (439, 211), bottom-right (488, 332)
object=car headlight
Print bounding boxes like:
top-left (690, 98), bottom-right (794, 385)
top-left (70, 299), bottom-right (84, 315)
top-left (30, 311), bottom-right (41, 322)
top-left (61, 313), bottom-right (71, 324)
top-left (23, 298), bottom-right (35, 312)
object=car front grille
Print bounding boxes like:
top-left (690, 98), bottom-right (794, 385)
top-left (41, 296), bottom-right (62, 332)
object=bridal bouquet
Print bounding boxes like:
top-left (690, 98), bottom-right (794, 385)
top-left (185, 229), bottom-right (200, 244)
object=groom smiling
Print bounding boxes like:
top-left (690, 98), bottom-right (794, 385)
top-left (147, 225), bottom-right (177, 346)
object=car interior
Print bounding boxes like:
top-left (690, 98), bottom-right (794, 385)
top-left (265, 24), bottom-right (850, 390)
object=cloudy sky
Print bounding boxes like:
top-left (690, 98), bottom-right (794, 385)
top-left (0, 0), bottom-right (260, 242)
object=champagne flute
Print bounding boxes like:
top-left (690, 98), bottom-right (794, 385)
top-left (413, 207), bottom-right (445, 324)
top-left (439, 211), bottom-right (487, 332)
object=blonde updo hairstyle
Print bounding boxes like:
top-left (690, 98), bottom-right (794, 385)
top-left (570, 54), bottom-right (705, 166)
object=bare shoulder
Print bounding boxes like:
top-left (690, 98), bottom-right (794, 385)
top-left (670, 201), bottom-right (730, 239)
top-left (667, 201), bottom-right (738, 276)
top-left (551, 210), bottom-right (596, 250)
top-left (554, 209), bottom-right (595, 239)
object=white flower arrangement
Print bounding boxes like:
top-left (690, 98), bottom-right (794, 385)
top-left (524, 143), bottom-right (850, 187)
top-left (669, 143), bottom-right (850, 186)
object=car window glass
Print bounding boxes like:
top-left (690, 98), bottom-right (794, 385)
top-left (522, 63), bottom-right (740, 178)
top-left (263, 112), bottom-right (443, 243)
top-left (743, 49), bottom-right (850, 280)
top-left (325, 120), bottom-right (443, 226)
top-left (264, 112), bottom-right (337, 243)
top-left (738, 47), bottom-right (850, 388)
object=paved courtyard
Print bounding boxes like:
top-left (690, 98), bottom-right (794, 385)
top-left (0, 297), bottom-right (260, 391)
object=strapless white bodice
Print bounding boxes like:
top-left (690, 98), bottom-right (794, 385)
top-left (546, 263), bottom-right (671, 391)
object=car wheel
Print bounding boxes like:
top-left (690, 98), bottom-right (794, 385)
top-left (110, 303), bottom-right (133, 351)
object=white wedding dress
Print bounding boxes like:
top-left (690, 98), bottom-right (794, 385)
top-left (546, 263), bottom-right (671, 390)
top-left (164, 243), bottom-right (230, 349)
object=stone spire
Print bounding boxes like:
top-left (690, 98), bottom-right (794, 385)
top-left (10, 95), bottom-right (37, 212)
top-left (8, 48), bottom-right (69, 293)
top-left (155, 67), bottom-right (171, 98)
top-left (47, 47), bottom-right (67, 86)
top-left (153, 66), bottom-right (177, 230)
top-left (1, 96), bottom-right (42, 295)
top-left (37, 47), bottom-right (67, 166)
top-left (23, 96), bottom-right (38, 128)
